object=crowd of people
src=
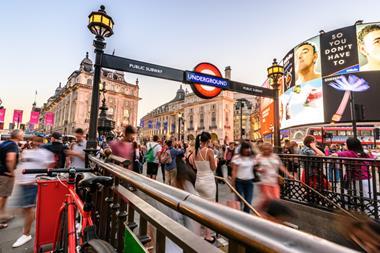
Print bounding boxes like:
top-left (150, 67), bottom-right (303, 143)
top-left (0, 128), bottom-right (87, 247)
top-left (1, 124), bottom-right (378, 248)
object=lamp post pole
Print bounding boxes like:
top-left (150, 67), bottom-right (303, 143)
top-left (178, 115), bottom-right (181, 142)
top-left (85, 5), bottom-right (114, 165)
top-left (350, 91), bottom-right (358, 139)
top-left (271, 79), bottom-right (281, 152)
top-left (267, 59), bottom-right (284, 153)
top-left (86, 37), bottom-right (105, 157)
top-left (240, 102), bottom-right (243, 140)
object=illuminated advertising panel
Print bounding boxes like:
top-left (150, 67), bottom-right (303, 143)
top-left (280, 36), bottom-right (324, 129)
top-left (261, 22), bottom-right (380, 133)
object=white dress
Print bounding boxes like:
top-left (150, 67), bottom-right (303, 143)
top-left (194, 149), bottom-right (216, 201)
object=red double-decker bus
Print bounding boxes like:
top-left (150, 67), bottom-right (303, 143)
top-left (307, 126), bottom-right (379, 146)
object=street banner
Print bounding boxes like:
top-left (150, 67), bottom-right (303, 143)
top-left (45, 112), bottom-right (55, 126)
top-left (0, 108), bottom-right (5, 123)
top-left (13, 110), bottom-right (23, 123)
top-left (148, 120), bottom-right (152, 129)
top-left (30, 111), bottom-right (40, 124)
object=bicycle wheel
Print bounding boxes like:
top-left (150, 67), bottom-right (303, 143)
top-left (81, 239), bottom-right (116, 253)
top-left (55, 205), bottom-right (68, 253)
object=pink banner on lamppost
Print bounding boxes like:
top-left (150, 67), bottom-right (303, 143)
top-left (0, 108), bottom-right (5, 123)
top-left (13, 110), bottom-right (23, 123)
top-left (45, 112), bottom-right (55, 126)
top-left (30, 111), bottom-right (40, 125)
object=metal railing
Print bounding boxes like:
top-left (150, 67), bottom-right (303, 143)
top-left (89, 155), bottom-right (357, 253)
top-left (279, 154), bottom-right (380, 220)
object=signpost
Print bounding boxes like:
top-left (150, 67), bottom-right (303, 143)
top-left (101, 54), bottom-right (274, 99)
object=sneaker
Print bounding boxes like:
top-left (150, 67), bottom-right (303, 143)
top-left (12, 234), bottom-right (32, 248)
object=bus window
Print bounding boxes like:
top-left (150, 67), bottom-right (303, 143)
top-left (361, 130), bottom-right (372, 136)
top-left (338, 131), bottom-right (347, 136)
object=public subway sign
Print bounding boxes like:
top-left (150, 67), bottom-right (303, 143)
top-left (101, 54), bottom-right (275, 99)
top-left (188, 63), bottom-right (226, 99)
top-left (185, 71), bottom-right (230, 88)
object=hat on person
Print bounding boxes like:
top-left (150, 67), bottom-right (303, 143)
top-left (52, 132), bottom-right (62, 140)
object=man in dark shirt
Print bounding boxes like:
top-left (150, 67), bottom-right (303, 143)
top-left (43, 132), bottom-right (67, 168)
top-left (0, 129), bottom-right (23, 228)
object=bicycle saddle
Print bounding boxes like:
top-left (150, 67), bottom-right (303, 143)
top-left (79, 175), bottom-right (113, 188)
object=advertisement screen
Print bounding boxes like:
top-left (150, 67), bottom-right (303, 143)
top-left (357, 22), bottom-right (380, 72)
top-left (323, 71), bottom-right (380, 122)
top-left (320, 25), bottom-right (359, 76)
top-left (280, 36), bottom-right (324, 129)
top-left (260, 22), bottom-right (380, 135)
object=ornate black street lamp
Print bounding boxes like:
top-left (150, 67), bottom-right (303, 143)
top-left (86, 5), bottom-right (114, 159)
top-left (178, 113), bottom-right (183, 142)
top-left (267, 58), bottom-right (284, 152)
top-left (235, 98), bottom-right (252, 141)
top-left (98, 82), bottom-right (115, 138)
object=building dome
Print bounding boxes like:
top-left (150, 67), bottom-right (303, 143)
top-left (80, 52), bottom-right (93, 72)
top-left (54, 82), bottom-right (62, 96)
top-left (172, 85), bottom-right (185, 102)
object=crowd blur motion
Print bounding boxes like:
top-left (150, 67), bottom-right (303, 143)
top-left (1, 125), bottom-right (380, 251)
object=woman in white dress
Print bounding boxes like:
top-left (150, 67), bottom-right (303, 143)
top-left (189, 132), bottom-right (217, 243)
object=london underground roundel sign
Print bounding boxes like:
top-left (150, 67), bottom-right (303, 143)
top-left (189, 63), bottom-right (224, 99)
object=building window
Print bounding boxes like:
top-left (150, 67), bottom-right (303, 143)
top-left (190, 115), bottom-right (193, 129)
top-left (211, 112), bottom-right (216, 127)
top-left (211, 104), bottom-right (216, 110)
top-left (87, 79), bottom-right (92, 85)
top-left (225, 112), bottom-right (229, 125)
top-left (199, 113), bottom-right (204, 128)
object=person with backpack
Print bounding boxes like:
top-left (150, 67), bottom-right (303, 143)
top-left (145, 135), bottom-right (162, 180)
top-left (160, 140), bottom-right (184, 186)
top-left (42, 132), bottom-right (67, 168)
top-left (0, 129), bottom-right (24, 229)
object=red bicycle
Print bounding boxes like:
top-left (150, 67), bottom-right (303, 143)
top-left (23, 168), bottom-right (116, 253)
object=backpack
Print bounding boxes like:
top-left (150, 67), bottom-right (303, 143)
top-left (0, 141), bottom-right (15, 175)
top-left (159, 149), bottom-right (172, 165)
top-left (144, 144), bottom-right (158, 163)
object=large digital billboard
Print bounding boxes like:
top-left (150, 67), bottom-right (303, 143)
top-left (260, 22), bottom-right (380, 135)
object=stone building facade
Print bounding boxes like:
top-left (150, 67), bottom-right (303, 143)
top-left (140, 86), bottom-right (185, 141)
top-left (233, 93), bottom-right (261, 141)
top-left (40, 53), bottom-right (140, 135)
top-left (140, 86), bottom-right (234, 144)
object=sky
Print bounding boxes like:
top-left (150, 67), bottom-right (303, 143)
top-left (1, 0), bottom-right (380, 127)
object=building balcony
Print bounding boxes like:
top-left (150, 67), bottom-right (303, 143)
top-left (197, 126), bottom-right (205, 131)
top-left (224, 125), bottom-right (231, 129)
top-left (187, 127), bottom-right (194, 131)
top-left (209, 125), bottom-right (218, 130)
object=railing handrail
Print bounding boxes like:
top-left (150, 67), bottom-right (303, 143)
top-left (114, 185), bottom-right (223, 253)
top-left (279, 153), bottom-right (379, 162)
top-left (90, 155), bottom-right (357, 253)
top-left (214, 175), bottom-right (261, 217)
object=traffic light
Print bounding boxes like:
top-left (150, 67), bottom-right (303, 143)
top-left (241, 129), bottom-right (246, 136)
top-left (375, 128), bottom-right (380, 140)
top-left (355, 104), bottom-right (365, 121)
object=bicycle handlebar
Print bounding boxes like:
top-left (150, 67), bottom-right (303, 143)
top-left (22, 168), bottom-right (93, 174)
